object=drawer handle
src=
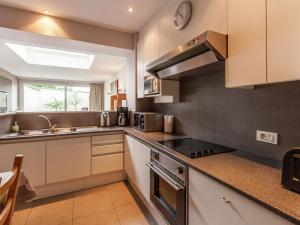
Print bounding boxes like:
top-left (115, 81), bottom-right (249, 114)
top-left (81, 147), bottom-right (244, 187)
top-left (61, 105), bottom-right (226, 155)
top-left (221, 197), bottom-right (231, 204)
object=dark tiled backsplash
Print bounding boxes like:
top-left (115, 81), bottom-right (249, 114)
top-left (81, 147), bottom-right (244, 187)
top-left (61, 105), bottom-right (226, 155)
top-left (154, 71), bottom-right (300, 161)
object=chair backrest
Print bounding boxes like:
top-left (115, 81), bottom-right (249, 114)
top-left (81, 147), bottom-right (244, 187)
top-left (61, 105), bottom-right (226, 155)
top-left (0, 155), bottom-right (23, 225)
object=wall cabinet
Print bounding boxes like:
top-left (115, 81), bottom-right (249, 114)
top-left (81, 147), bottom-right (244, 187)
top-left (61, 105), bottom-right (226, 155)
top-left (226, 0), bottom-right (267, 87)
top-left (124, 134), bottom-right (150, 201)
top-left (227, 0), bottom-right (300, 87)
top-left (189, 168), bottom-right (293, 225)
top-left (46, 137), bottom-right (91, 184)
top-left (267, 0), bottom-right (300, 83)
top-left (137, 39), bottom-right (145, 98)
top-left (0, 142), bottom-right (46, 187)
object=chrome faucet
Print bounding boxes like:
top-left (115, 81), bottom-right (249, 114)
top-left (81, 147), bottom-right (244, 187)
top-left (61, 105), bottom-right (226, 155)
top-left (38, 115), bottom-right (57, 132)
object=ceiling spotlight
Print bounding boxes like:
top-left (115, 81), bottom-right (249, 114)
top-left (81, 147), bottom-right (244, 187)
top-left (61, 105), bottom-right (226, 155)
top-left (128, 7), bottom-right (133, 12)
top-left (42, 10), bottom-right (49, 14)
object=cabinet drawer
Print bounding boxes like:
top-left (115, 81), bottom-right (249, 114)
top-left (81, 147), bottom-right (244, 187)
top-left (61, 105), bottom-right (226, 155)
top-left (92, 143), bottom-right (123, 156)
top-left (92, 153), bottom-right (123, 175)
top-left (92, 134), bottom-right (123, 145)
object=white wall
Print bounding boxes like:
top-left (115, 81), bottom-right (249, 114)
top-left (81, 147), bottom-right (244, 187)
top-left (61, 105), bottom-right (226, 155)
top-left (0, 68), bottom-right (18, 111)
top-left (104, 52), bottom-right (136, 111)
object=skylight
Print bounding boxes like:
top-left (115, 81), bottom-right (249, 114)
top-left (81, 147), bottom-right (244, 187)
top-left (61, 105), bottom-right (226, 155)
top-left (5, 43), bottom-right (95, 70)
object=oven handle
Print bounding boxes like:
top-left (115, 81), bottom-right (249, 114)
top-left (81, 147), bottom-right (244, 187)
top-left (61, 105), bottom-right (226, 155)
top-left (146, 162), bottom-right (185, 191)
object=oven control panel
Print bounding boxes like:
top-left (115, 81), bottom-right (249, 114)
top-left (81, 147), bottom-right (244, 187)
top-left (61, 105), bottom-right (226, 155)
top-left (150, 149), bottom-right (187, 185)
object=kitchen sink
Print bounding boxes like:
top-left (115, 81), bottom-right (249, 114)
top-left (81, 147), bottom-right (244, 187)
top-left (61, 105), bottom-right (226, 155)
top-left (20, 127), bottom-right (78, 136)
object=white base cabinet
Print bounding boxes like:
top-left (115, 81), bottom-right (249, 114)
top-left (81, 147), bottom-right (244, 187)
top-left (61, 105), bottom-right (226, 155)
top-left (189, 168), bottom-right (293, 225)
top-left (0, 142), bottom-right (46, 187)
top-left (46, 137), bottom-right (91, 184)
top-left (124, 134), bottom-right (150, 201)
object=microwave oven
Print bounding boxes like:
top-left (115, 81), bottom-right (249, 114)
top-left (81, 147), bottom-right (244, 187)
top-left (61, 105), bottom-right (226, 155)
top-left (134, 112), bottom-right (163, 132)
top-left (144, 75), bottom-right (160, 96)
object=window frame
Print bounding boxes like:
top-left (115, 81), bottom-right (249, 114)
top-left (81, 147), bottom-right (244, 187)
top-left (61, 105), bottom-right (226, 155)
top-left (19, 79), bottom-right (90, 112)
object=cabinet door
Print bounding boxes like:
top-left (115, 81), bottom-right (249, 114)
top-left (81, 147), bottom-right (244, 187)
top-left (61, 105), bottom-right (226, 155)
top-left (134, 140), bottom-right (151, 201)
top-left (143, 32), bottom-right (152, 77)
top-left (124, 135), bottom-right (136, 183)
top-left (0, 142), bottom-right (46, 187)
top-left (91, 153), bottom-right (123, 175)
top-left (46, 137), bottom-right (91, 184)
top-left (267, 0), bottom-right (300, 83)
top-left (124, 135), bottom-right (150, 201)
top-left (137, 38), bottom-right (145, 98)
top-left (189, 168), bottom-right (293, 225)
top-left (226, 0), bottom-right (267, 87)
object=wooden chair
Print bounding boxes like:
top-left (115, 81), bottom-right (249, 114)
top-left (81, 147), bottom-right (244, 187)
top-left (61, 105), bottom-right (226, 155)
top-left (0, 155), bottom-right (23, 225)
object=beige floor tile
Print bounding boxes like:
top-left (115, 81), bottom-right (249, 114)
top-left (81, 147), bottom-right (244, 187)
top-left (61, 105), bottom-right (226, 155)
top-left (26, 194), bottom-right (73, 225)
top-left (106, 182), bottom-right (135, 207)
top-left (115, 202), bottom-right (150, 225)
top-left (12, 208), bottom-right (31, 225)
top-left (73, 209), bottom-right (120, 225)
top-left (73, 185), bottom-right (114, 219)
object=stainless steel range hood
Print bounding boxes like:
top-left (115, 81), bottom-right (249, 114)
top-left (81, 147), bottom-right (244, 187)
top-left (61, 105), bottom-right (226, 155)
top-left (146, 31), bottom-right (227, 80)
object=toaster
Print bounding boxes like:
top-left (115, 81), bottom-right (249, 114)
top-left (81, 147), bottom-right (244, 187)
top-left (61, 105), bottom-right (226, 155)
top-left (282, 148), bottom-right (300, 193)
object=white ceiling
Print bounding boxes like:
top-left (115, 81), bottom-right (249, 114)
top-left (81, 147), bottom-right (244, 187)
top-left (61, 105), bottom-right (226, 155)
top-left (0, 28), bottom-right (132, 82)
top-left (0, 0), bottom-right (169, 32)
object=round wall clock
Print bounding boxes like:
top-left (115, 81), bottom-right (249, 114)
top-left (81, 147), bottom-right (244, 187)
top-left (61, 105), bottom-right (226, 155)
top-left (174, 1), bottom-right (192, 30)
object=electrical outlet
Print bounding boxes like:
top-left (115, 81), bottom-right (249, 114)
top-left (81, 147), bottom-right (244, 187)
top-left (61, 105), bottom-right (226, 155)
top-left (256, 130), bottom-right (278, 145)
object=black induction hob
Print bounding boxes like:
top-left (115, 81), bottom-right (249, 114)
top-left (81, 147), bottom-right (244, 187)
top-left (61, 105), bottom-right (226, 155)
top-left (157, 138), bottom-right (236, 159)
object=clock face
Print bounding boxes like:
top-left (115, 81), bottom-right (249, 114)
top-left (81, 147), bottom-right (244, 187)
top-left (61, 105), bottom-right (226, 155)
top-left (174, 1), bottom-right (192, 30)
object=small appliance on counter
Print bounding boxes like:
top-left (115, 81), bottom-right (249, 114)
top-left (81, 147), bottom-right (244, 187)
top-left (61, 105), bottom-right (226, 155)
top-left (100, 111), bottom-right (110, 127)
top-left (164, 115), bottom-right (174, 133)
top-left (282, 148), bottom-right (300, 193)
top-left (134, 112), bottom-right (163, 132)
top-left (117, 107), bottom-right (129, 126)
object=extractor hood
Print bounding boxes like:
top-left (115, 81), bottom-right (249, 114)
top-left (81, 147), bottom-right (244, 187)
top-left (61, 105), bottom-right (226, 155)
top-left (146, 31), bottom-right (227, 80)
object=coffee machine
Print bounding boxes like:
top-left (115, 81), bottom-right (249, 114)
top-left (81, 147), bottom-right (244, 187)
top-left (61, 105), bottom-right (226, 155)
top-left (117, 107), bottom-right (129, 126)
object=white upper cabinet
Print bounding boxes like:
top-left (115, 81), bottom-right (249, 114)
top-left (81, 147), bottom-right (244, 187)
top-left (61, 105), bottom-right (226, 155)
top-left (226, 0), bottom-right (267, 87)
top-left (137, 38), bottom-right (145, 98)
top-left (267, 0), bottom-right (300, 83)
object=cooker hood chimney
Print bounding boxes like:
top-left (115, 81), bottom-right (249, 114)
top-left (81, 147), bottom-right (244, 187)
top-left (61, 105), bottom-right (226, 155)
top-left (146, 31), bottom-right (227, 80)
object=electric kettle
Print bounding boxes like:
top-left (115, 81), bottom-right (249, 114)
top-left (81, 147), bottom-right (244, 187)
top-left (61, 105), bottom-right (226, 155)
top-left (100, 112), bottom-right (110, 127)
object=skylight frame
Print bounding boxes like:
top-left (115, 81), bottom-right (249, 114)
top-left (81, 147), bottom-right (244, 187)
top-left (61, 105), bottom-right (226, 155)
top-left (5, 42), bottom-right (95, 70)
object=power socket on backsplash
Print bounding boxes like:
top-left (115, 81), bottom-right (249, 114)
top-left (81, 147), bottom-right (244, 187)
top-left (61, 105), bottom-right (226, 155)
top-left (256, 130), bottom-right (278, 145)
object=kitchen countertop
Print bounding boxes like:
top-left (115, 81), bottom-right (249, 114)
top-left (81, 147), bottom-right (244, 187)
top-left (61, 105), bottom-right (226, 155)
top-left (124, 128), bottom-right (300, 224)
top-left (0, 126), bottom-right (125, 144)
top-left (0, 126), bottom-right (299, 223)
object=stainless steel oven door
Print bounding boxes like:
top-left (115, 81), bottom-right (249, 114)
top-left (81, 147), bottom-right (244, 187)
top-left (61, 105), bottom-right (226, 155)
top-left (147, 162), bottom-right (186, 225)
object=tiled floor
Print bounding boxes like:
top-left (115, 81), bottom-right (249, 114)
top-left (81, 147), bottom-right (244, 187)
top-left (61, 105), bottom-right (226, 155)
top-left (12, 182), bottom-right (153, 225)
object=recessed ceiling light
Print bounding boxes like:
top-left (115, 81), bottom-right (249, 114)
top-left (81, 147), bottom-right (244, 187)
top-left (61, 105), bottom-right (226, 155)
top-left (42, 10), bottom-right (49, 14)
top-left (128, 7), bottom-right (133, 12)
top-left (5, 43), bottom-right (95, 70)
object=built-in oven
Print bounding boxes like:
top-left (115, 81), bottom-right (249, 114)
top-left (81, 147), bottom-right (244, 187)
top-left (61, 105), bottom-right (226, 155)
top-left (144, 75), bottom-right (160, 96)
top-left (147, 149), bottom-right (187, 225)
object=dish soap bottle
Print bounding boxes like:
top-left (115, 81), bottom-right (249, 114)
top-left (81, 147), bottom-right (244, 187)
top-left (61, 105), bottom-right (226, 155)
top-left (11, 121), bottom-right (19, 133)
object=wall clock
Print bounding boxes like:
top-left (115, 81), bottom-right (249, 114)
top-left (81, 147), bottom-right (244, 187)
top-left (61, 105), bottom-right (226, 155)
top-left (174, 1), bottom-right (192, 30)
